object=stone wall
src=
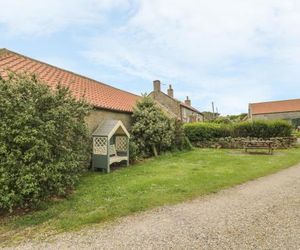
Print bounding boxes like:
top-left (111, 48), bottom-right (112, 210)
top-left (181, 106), bottom-right (204, 122)
top-left (251, 111), bottom-right (300, 122)
top-left (85, 108), bottom-right (133, 135)
top-left (193, 137), bottom-right (297, 149)
top-left (149, 91), bottom-right (204, 122)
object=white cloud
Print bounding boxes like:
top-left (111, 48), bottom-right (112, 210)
top-left (83, 0), bottom-right (300, 114)
top-left (0, 0), bottom-right (130, 35)
top-left (1, 0), bottom-right (300, 114)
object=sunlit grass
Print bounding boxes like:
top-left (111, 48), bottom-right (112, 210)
top-left (1, 147), bottom-right (300, 246)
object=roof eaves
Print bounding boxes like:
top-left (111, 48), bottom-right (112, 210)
top-left (93, 104), bottom-right (134, 114)
top-left (251, 109), bottom-right (300, 115)
top-left (180, 103), bottom-right (203, 115)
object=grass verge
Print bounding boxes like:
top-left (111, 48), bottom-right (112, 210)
top-left (1, 147), bottom-right (300, 246)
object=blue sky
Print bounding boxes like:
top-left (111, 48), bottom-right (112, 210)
top-left (1, 0), bottom-right (300, 114)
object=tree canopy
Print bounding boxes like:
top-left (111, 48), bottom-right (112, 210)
top-left (131, 96), bottom-right (175, 157)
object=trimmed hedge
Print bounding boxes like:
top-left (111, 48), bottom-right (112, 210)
top-left (233, 120), bottom-right (293, 138)
top-left (184, 120), bottom-right (293, 142)
top-left (184, 123), bottom-right (231, 142)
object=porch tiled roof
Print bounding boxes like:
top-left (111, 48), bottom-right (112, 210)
top-left (0, 49), bottom-right (140, 113)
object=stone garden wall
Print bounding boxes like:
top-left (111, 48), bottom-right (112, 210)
top-left (194, 137), bottom-right (297, 149)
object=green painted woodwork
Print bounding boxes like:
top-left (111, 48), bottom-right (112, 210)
top-left (92, 120), bottom-right (130, 173)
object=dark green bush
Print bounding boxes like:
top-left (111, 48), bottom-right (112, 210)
top-left (173, 120), bottom-right (193, 151)
top-left (233, 120), bottom-right (293, 138)
top-left (233, 121), bottom-right (269, 138)
top-left (184, 120), bottom-right (293, 142)
top-left (293, 130), bottom-right (300, 138)
top-left (269, 120), bottom-right (294, 137)
top-left (131, 96), bottom-right (175, 157)
top-left (184, 122), bottom-right (231, 142)
top-left (0, 73), bottom-right (90, 212)
top-left (129, 139), bottom-right (139, 164)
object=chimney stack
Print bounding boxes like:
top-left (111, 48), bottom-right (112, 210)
top-left (185, 96), bottom-right (191, 106)
top-left (153, 80), bottom-right (161, 92)
top-left (167, 84), bottom-right (174, 98)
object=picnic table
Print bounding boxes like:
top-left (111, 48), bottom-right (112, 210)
top-left (244, 140), bottom-right (274, 155)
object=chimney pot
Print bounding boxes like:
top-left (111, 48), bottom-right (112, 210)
top-left (185, 96), bottom-right (191, 106)
top-left (167, 84), bottom-right (174, 98)
top-left (153, 80), bottom-right (161, 92)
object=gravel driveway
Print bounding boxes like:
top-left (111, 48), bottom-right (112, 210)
top-left (6, 164), bottom-right (300, 250)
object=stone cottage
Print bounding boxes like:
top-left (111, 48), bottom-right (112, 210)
top-left (149, 80), bottom-right (204, 123)
top-left (0, 49), bottom-right (140, 133)
top-left (249, 98), bottom-right (300, 127)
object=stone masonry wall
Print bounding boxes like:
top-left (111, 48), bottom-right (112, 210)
top-left (252, 111), bottom-right (300, 121)
top-left (181, 106), bottom-right (204, 122)
top-left (149, 91), bottom-right (181, 118)
top-left (194, 137), bottom-right (297, 149)
top-left (85, 108), bottom-right (133, 135)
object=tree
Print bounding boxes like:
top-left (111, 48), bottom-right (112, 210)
top-left (0, 72), bottom-right (90, 212)
top-left (202, 111), bottom-right (220, 121)
top-left (131, 96), bottom-right (175, 157)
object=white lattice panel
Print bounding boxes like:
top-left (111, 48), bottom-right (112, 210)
top-left (116, 136), bottom-right (127, 152)
top-left (109, 144), bottom-right (117, 156)
top-left (93, 137), bottom-right (107, 155)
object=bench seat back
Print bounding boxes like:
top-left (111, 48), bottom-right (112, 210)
top-left (109, 144), bottom-right (117, 156)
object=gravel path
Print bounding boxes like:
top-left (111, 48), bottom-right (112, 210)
top-left (6, 164), bottom-right (300, 250)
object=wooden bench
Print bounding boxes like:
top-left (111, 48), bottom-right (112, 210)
top-left (109, 144), bottom-right (128, 165)
top-left (244, 140), bottom-right (274, 155)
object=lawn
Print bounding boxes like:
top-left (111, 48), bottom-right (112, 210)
top-left (1, 147), bottom-right (300, 245)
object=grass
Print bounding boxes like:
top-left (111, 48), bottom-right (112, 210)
top-left (1, 147), bottom-right (300, 245)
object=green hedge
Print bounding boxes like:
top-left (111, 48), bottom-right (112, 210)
top-left (233, 120), bottom-right (293, 138)
top-left (0, 73), bottom-right (90, 212)
top-left (184, 120), bottom-right (293, 142)
top-left (293, 130), bottom-right (300, 138)
top-left (184, 123), bottom-right (231, 142)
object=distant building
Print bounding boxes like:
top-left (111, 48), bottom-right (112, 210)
top-left (149, 80), bottom-right (203, 123)
top-left (249, 98), bottom-right (300, 127)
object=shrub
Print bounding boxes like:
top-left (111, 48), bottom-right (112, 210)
top-left (293, 130), bottom-right (300, 138)
top-left (173, 120), bottom-right (193, 151)
top-left (128, 139), bottom-right (139, 164)
top-left (184, 122), bottom-right (232, 142)
top-left (182, 136), bottom-right (194, 151)
top-left (131, 96), bottom-right (175, 157)
top-left (212, 117), bottom-right (232, 124)
top-left (233, 121), bottom-right (269, 138)
top-left (0, 73), bottom-right (90, 212)
top-left (269, 120), bottom-right (294, 137)
top-left (233, 120), bottom-right (293, 138)
top-left (184, 120), bottom-right (293, 142)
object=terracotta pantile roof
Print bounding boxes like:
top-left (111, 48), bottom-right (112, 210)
top-left (0, 48), bottom-right (140, 113)
top-left (250, 98), bottom-right (300, 115)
